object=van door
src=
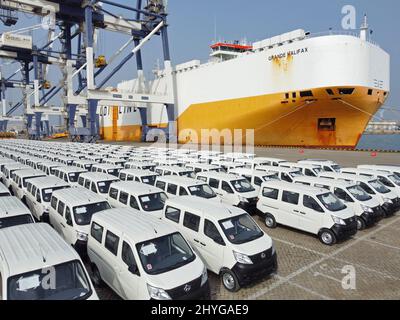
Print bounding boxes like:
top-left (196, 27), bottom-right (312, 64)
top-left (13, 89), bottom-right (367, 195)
top-left (181, 211), bottom-right (202, 253)
top-left (280, 190), bottom-right (300, 228)
top-left (220, 181), bottom-right (238, 205)
top-left (118, 241), bottom-right (139, 299)
top-left (102, 230), bottom-right (124, 296)
top-left (63, 207), bottom-right (77, 245)
top-left (301, 195), bottom-right (324, 234)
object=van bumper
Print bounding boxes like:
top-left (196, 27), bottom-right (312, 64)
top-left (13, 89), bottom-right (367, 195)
top-left (361, 208), bottom-right (382, 227)
top-left (382, 202), bottom-right (396, 216)
top-left (232, 251), bottom-right (278, 287)
top-left (331, 219), bottom-right (358, 241)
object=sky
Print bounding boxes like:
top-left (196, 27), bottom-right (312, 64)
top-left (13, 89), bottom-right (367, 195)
top-left (1, 0), bottom-right (399, 119)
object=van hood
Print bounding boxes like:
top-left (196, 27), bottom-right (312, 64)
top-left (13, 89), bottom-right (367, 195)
top-left (240, 190), bottom-right (259, 199)
top-left (331, 207), bottom-right (355, 220)
top-left (146, 256), bottom-right (204, 291)
top-left (363, 198), bottom-right (381, 209)
top-left (234, 234), bottom-right (273, 256)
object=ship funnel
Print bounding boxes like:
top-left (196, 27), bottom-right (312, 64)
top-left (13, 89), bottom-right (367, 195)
top-left (360, 14), bottom-right (369, 41)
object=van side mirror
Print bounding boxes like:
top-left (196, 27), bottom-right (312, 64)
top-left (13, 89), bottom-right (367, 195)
top-left (128, 264), bottom-right (140, 276)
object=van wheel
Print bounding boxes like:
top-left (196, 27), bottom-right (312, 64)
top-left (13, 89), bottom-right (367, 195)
top-left (318, 229), bottom-right (337, 246)
top-left (91, 265), bottom-right (103, 287)
top-left (356, 217), bottom-right (366, 230)
top-left (221, 269), bottom-right (240, 292)
top-left (264, 214), bottom-right (277, 228)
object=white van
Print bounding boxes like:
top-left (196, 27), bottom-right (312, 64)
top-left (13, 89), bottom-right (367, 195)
top-left (196, 172), bottom-right (259, 213)
top-left (280, 162), bottom-right (323, 177)
top-left (87, 208), bottom-right (210, 300)
top-left (124, 161), bottom-right (156, 171)
top-left (162, 196), bottom-right (277, 292)
top-left (49, 187), bottom-right (111, 255)
top-left (155, 165), bottom-right (196, 178)
top-left (0, 223), bottom-right (98, 300)
top-left (185, 163), bottom-right (222, 174)
top-left (107, 181), bottom-right (167, 218)
top-left (229, 168), bottom-right (279, 192)
top-left (74, 160), bottom-right (96, 171)
top-left (319, 172), bottom-right (399, 216)
top-left (236, 157), bottom-right (284, 170)
top-left (91, 163), bottom-right (123, 177)
top-left (256, 165), bottom-right (303, 183)
top-left (358, 165), bottom-right (400, 178)
top-left (257, 181), bottom-right (357, 245)
top-left (78, 172), bottom-right (120, 196)
top-left (53, 166), bottom-right (88, 187)
top-left (119, 169), bottom-right (158, 186)
top-left (25, 177), bottom-right (71, 222)
top-left (211, 160), bottom-right (244, 173)
top-left (0, 196), bottom-right (34, 229)
top-left (103, 157), bottom-right (127, 167)
top-left (10, 169), bottom-right (46, 199)
top-left (293, 176), bottom-right (383, 229)
top-left (2, 163), bottom-right (31, 188)
top-left (0, 184), bottom-right (11, 197)
top-left (298, 159), bottom-right (341, 173)
top-left (156, 176), bottom-right (218, 200)
top-left (36, 161), bottom-right (64, 176)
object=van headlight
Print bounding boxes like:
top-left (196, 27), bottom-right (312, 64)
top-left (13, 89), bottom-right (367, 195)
top-left (233, 251), bottom-right (253, 265)
top-left (361, 205), bottom-right (373, 213)
top-left (331, 216), bottom-right (346, 226)
top-left (200, 265), bottom-right (208, 286)
top-left (384, 198), bottom-right (393, 204)
top-left (147, 284), bottom-right (171, 300)
top-left (76, 231), bottom-right (88, 242)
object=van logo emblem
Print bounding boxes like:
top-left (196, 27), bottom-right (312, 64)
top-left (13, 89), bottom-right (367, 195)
top-left (184, 284), bottom-right (191, 292)
top-left (261, 253), bottom-right (266, 259)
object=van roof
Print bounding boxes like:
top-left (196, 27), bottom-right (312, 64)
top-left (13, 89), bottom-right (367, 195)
top-left (166, 196), bottom-right (245, 220)
top-left (281, 162), bottom-right (321, 169)
top-left (0, 196), bottom-right (31, 218)
top-left (156, 165), bottom-right (192, 173)
top-left (256, 165), bottom-right (301, 173)
top-left (110, 181), bottom-right (163, 195)
top-left (157, 175), bottom-right (209, 186)
top-left (196, 171), bottom-right (240, 180)
top-left (261, 180), bottom-right (328, 194)
top-left (92, 208), bottom-right (174, 244)
top-left (28, 176), bottom-right (70, 188)
top-left (52, 187), bottom-right (107, 205)
top-left (92, 163), bottom-right (123, 169)
top-left (0, 223), bottom-right (79, 277)
top-left (120, 168), bottom-right (156, 176)
top-left (13, 169), bottom-right (45, 178)
top-left (80, 172), bottom-right (119, 182)
top-left (188, 163), bottom-right (220, 169)
top-left (4, 163), bottom-right (30, 170)
top-left (318, 172), bottom-right (376, 183)
top-left (293, 176), bottom-right (355, 188)
top-left (229, 168), bottom-right (277, 177)
top-left (55, 166), bottom-right (87, 174)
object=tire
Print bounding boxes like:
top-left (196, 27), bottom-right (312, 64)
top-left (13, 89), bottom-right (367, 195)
top-left (91, 264), bottom-right (103, 287)
top-left (356, 217), bottom-right (366, 230)
top-left (264, 213), bottom-right (277, 228)
top-left (220, 269), bottom-right (240, 292)
top-left (318, 229), bottom-right (337, 246)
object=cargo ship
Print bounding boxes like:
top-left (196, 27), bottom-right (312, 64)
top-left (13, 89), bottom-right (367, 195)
top-left (99, 17), bottom-right (390, 148)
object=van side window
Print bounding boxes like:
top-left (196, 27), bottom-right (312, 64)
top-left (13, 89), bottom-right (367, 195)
top-left (120, 173), bottom-right (126, 180)
top-left (105, 231), bottom-right (120, 256)
top-left (91, 222), bottom-right (104, 243)
top-left (305, 169), bottom-right (315, 177)
top-left (27, 183), bottom-right (32, 193)
top-left (109, 187), bottom-right (118, 200)
top-left (57, 201), bottom-right (65, 216)
top-left (85, 179), bottom-right (91, 189)
top-left (119, 191), bottom-right (129, 205)
top-left (204, 220), bottom-right (224, 244)
top-left (209, 178), bottom-right (219, 188)
top-left (165, 206), bottom-right (180, 223)
top-left (281, 173), bottom-right (292, 182)
top-left (282, 191), bottom-right (299, 205)
top-left (156, 181), bottom-right (166, 190)
top-left (78, 177), bottom-right (84, 186)
top-left (197, 176), bottom-right (207, 183)
top-left (262, 187), bottom-right (279, 200)
top-left (91, 182), bottom-right (97, 193)
top-left (167, 183), bottom-right (177, 195)
top-left (358, 182), bottom-right (374, 194)
top-left (135, 177), bottom-right (141, 182)
top-left (303, 195), bottom-right (324, 212)
top-left (183, 212), bottom-right (200, 232)
top-left (122, 242), bottom-right (137, 268)
top-left (254, 177), bottom-right (263, 186)
top-left (51, 196), bottom-right (58, 210)
top-left (324, 166), bottom-right (333, 172)
top-left (222, 181), bottom-right (234, 194)
top-left (129, 196), bottom-right (139, 210)
top-left (179, 187), bottom-right (189, 196)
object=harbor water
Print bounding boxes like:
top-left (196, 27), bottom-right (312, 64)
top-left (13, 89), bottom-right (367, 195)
top-left (356, 134), bottom-right (400, 152)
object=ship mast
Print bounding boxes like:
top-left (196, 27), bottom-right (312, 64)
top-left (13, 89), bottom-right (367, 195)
top-left (360, 14), bottom-right (369, 41)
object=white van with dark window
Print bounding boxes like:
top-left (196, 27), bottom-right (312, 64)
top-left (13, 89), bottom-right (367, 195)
top-left (0, 196), bottom-right (34, 229)
top-left (162, 196), bottom-right (277, 292)
top-left (279, 162), bottom-right (323, 177)
top-left (78, 172), bottom-right (120, 196)
top-left (10, 169), bottom-right (46, 200)
top-left (36, 161), bottom-right (64, 176)
top-left (293, 176), bottom-right (383, 230)
top-left (49, 187), bottom-right (111, 255)
top-left (91, 163), bottom-right (123, 177)
top-left (119, 169), bottom-right (158, 186)
top-left (53, 166), bottom-right (88, 187)
top-left (196, 172), bottom-right (259, 213)
top-left (124, 161), bottom-right (156, 171)
top-left (2, 163), bottom-right (31, 188)
top-left (185, 163), bottom-right (223, 174)
top-left (256, 165), bottom-right (303, 183)
top-left (155, 166), bottom-right (196, 179)
top-left (319, 172), bottom-right (399, 216)
top-left (74, 160), bottom-right (96, 171)
top-left (107, 181), bottom-right (167, 218)
top-left (257, 181), bottom-right (357, 245)
top-left (0, 223), bottom-right (98, 300)
top-left (156, 176), bottom-right (218, 200)
top-left (229, 168), bottom-right (279, 192)
top-left (25, 177), bottom-right (71, 222)
top-left (87, 208), bottom-right (210, 300)
top-left (298, 159), bottom-right (341, 172)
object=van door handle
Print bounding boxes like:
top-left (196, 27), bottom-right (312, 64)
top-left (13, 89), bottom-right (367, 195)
top-left (200, 242), bottom-right (206, 247)
top-left (300, 212), bottom-right (306, 215)
top-left (293, 210), bottom-right (299, 213)
top-left (194, 239), bottom-right (200, 243)
top-left (60, 223), bottom-right (65, 228)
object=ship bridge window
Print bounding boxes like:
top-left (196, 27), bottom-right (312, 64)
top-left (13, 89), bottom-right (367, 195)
top-left (339, 88), bottom-right (355, 95)
top-left (326, 89), bottom-right (334, 96)
top-left (318, 118), bottom-right (336, 132)
top-left (300, 90), bottom-right (313, 98)
top-left (285, 93), bottom-right (289, 99)
top-left (292, 92), bottom-right (297, 98)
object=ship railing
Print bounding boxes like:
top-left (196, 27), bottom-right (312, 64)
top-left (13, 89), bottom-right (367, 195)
top-left (307, 30), bottom-right (380, 47)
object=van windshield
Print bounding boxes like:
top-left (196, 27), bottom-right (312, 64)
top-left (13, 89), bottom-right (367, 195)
top-left (0, 214), bottom-right (34, 229)
top-left (97, 180), bottom-right (117, 194)
top-left (219, 214), bottom-right (263, 245)
top-left (179, 171), bottom-right (196, 178)
top-left (42, 186), bottom-right (70, 202)
top-left (347, 186), bottom-right (372, 202)
top-left (136, 232), bottom-right (195, 275)
top-left (68, 172), bottom-right (82, 183)
top-left (23, 175), bottom-right (45, 188)
top-left (107, 169), bottom-right (121, 177)
top-left (317, 193), bottom-right (347, 212)
top-left (189, 184), bottom-right (216, 199)
top-left (290, 171), bottom-right (303, 178)
top-left (389, 174), bottom-right (400, 186)
top-left (139, 193), bottom-right (167, 212)
top-left (143, 166), bottom-right (155, 171)
top-left (141, 175), bottom-right (157, 186)
top-left (263, 174), bottom-right (279, 181)
top-left (369, 180), bottom-right (390, 194)
top-left (230, 179), bottom-right (255, 193)
top-left (7, 260), bottom-right (92, 300)
top-left (73, 201), bottom-right (111, 225)
top-left (332, 165), bottom-right (341, 172)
